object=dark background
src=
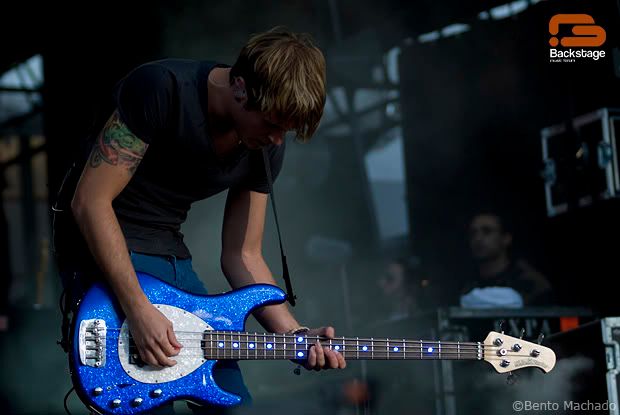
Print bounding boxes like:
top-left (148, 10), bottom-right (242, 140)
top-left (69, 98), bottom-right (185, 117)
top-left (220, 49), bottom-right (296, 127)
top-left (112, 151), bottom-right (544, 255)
top-left (1, 0), bottom-right (619, 414)
top-left (400, 0), bottom-right (620, 312)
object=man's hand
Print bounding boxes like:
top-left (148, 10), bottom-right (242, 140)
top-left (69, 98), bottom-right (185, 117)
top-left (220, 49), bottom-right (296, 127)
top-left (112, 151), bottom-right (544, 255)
top-left (125, 302), bottom-right (183, 368)
top-left (303, 326), bottom-right (347, 371)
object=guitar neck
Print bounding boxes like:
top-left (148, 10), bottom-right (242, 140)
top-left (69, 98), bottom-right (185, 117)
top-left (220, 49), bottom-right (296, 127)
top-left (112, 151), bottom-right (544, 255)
top-left (203, 332), bottom-right (485, 361)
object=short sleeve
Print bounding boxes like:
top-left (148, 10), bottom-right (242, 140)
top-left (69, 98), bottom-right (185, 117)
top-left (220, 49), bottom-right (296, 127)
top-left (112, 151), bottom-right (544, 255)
top-left (113, 63), bottom-right (176, 144)
top-left (242, 142), bottom-right (286, 194)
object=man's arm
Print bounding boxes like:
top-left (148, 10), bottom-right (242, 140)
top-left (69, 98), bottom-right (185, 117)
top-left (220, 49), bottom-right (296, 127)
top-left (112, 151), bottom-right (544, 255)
top-left (220, 188), bottom-right (298, 333)
top-left (72, 110), bottom-right (182, 367)
top-left (221, 187), bottom-right (345, 370)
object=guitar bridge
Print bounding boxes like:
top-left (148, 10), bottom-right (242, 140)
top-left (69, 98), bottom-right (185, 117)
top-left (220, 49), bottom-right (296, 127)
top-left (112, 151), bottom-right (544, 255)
top-left (79, 319), bottom-right (107, 368)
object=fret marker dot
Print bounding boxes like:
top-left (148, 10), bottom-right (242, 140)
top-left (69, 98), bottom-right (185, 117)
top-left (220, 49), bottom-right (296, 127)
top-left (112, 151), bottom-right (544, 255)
top-left (362, 346), bottom-right (368, 351)
top-left (334, 345), bottom-right (340, 351)
top-left (267, 343), bottom-right (273, 349)
top-left (233, 342), bottom-right (239, 348)
top-left (297, 351), bottom-right (305, 358)
top-left (393, 346), bottom-right (399, 352)
top-left (249, 343), bottom-right (255, 349)
top-left (297, 336), bottom-right (304, 343)
top-left (427, 347), bottom-right (434, 353)
top-left (218, 342), bottom-right (224, 348)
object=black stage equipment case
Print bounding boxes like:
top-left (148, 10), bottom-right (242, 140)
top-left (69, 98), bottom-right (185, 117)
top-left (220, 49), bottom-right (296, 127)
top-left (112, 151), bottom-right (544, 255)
top-left (541, 108), bottom-right (620, 217)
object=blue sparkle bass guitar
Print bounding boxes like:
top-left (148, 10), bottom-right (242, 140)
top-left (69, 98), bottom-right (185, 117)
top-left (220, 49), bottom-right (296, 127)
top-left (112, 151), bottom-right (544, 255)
top-left (69, 273), bottom-right (556, 414)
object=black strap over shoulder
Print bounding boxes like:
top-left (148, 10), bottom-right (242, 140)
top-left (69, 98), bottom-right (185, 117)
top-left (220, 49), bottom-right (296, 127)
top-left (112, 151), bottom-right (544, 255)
top-left (58, 289), bottom-right (72, 353)
top-left (262, 148), bottom-right (296, 306)
top-left (57, 272), bottom-right (79, 354)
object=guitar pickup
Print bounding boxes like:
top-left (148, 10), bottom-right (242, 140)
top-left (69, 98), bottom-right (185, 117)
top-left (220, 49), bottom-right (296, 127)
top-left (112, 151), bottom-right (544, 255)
top-left (127, 336), bottom-right (145, 367)
top-left (201, 330), bottom-right (209, 360)
top-left (79, 319), bottom-right (107, 368)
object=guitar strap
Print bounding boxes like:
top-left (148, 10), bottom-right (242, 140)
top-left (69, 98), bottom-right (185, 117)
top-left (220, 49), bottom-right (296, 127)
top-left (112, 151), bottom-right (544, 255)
top-left (262, 148), bottom-right (297, 306)
top-left (57, 270), bottom-right (81, 354)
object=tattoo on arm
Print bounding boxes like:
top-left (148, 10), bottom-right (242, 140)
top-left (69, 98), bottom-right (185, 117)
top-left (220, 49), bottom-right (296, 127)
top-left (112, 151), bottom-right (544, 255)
top-left (89, 111), bottom-right (149, 174)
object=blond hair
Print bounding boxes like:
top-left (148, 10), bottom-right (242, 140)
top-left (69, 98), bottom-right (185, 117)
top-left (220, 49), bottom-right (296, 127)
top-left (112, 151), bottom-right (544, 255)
top-left (230, 27), bottom-right (326, 141)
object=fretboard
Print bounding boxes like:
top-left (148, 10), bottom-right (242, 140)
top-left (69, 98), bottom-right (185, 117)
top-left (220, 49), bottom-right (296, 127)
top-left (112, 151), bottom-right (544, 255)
top-left (202, 332), bottom-right (484, 361)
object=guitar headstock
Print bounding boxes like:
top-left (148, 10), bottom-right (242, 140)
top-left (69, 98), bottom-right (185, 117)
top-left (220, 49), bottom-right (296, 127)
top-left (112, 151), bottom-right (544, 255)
top-left (483, 331), bottom-right (556, 374)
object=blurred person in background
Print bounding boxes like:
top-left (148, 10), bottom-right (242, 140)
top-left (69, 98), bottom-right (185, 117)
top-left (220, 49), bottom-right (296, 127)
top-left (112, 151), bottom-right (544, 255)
top-left (460, 211), bottom-right (553, 308)
top-left (376, 258), bottom-right (416, 321)
top-left (374, 256), bottom-right (439, 322)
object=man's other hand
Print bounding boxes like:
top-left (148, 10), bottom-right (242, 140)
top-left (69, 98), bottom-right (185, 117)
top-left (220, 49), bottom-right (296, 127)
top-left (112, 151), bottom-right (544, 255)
top-left (303, 326), bottom-right (347, 371)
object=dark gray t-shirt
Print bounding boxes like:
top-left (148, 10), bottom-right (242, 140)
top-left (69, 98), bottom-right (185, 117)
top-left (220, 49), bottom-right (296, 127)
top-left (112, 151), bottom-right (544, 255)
top-left (55, 59), bottom-right (285, 261)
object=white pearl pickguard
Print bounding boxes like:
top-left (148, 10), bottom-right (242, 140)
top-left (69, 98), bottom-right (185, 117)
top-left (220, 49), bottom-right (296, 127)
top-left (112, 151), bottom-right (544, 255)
top-left (118, 304), bottom-right (213, 384)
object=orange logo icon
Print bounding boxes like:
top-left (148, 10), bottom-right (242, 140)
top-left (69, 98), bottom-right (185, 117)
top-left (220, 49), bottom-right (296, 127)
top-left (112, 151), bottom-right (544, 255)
top-left (549, 14), bottom-right (606, 47)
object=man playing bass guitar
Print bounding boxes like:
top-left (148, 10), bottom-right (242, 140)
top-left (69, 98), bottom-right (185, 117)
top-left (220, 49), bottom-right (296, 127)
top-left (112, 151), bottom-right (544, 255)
top-left (53, 27), bottom-right (346, 414)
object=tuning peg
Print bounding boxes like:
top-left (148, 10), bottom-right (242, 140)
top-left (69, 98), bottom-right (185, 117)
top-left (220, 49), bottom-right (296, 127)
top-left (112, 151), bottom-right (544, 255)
top-left (499, 320), bottom-right (506, 334)
top-left (506, 372), bottom-right (518, 385)
top-left (537, 333), bottom-right (545, 345)
top-left (519, 328), bottom-right (525, 339)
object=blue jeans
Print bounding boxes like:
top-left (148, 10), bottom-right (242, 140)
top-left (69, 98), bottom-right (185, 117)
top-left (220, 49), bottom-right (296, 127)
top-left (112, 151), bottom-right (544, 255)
top-left (128, 251), bottom-right (252, 414)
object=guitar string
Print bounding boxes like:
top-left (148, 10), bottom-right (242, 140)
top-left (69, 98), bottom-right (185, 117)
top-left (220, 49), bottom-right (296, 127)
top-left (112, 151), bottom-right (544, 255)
top-left (118, 343), bottom-right (488, 351)
top-left (117, 343), bottom-right (489, 350)
top-left (90, 339), bottom-right (490, 351)
top-left (116, 349), bottom-right (486, 355)
top-left (110, 356), bottom-right (526, 361)
top-left (98, 343), bottom-right (491, 352)
top-left (91, 331), bottom-right (495, 348)
top-left (112, 352), bottom-right (487, 359)
top-left (123, 347), bottom-right (491, 356)
top-left (97, 354), bottom-right (539, 361)
top-left (121, 344), bottom-right (526, 356)
top-left (103, 350), bottom-right (538, 361)
top-left (91, 336), bottom-right (494, 349)
top-left (102, 347), bottom-right (505, 358)
top-left (92, 337), bottom-right (493, 351)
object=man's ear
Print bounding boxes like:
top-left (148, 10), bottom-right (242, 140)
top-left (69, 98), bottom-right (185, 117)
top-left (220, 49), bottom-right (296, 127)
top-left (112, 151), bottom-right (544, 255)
top-left (232, 76), bottom-right (248, 104)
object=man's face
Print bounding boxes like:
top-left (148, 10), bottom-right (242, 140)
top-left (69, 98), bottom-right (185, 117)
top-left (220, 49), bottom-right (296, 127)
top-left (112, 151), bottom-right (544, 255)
top-left (230, 76), bottom-right (292, 149)
top-left (469, 214), bottom-right (511, 261)
top-left (233, 108), bottom-right (289, 149)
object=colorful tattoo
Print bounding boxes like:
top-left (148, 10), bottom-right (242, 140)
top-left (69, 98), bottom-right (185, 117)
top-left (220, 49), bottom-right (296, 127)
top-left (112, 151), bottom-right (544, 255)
top-left (88, 111), bottom-right (149, 174)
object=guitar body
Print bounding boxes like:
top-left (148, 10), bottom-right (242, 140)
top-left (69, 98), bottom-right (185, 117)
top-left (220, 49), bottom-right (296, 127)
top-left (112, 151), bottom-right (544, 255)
top-left (70, 272), bottom-right (286, 415)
